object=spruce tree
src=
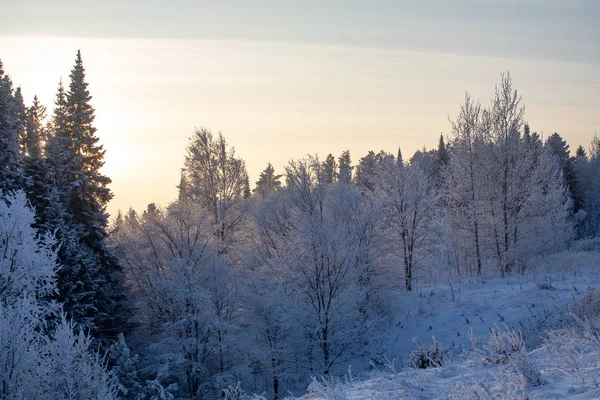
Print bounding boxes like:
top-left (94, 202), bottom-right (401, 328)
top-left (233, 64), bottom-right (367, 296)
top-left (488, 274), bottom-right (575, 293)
top-left (0, 60), bottom-right (24, 194)
top-left (22, 95), bottom-right (53, 229)
top-left (576, 145), bottom-right (587, 160)
top-left (254, 162), bottom-right (282, 197)
top-left (396, 147), bottom-right (404, 166)
top-left (338, 150), bottom-right (353, 184)
top-left (546, 132), bottom-right (580, 211)
top-left (355, 151), bottom-right (377, 191)
top-left (46, 51), bottom-right (127, 341)
top-left (433, 134), bottom-right (450, 177)
top-left (322, 153), bottom-right (338, 183)
top-left (24, 95), bottom-right (46, 158)
top-left (13, 87), bottom-right (27, 154)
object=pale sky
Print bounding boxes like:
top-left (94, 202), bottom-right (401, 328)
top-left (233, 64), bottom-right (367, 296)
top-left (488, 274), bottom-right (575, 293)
top-left (1, 1), bottom-right (598, 216)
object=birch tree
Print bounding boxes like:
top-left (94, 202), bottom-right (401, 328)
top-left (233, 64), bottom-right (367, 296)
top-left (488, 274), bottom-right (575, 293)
top-left (374, 156), bottom-right (438, 290)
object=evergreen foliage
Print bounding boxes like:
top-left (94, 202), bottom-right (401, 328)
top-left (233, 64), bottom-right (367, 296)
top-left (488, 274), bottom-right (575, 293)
top-left (44, 51), bottom-right (126, 340)
top-left (254, 162), bottom-right (282, 198)
top-left (0, 60), bottom-right (24, 194)
top-left (338, 150), bottom-right (353, 184)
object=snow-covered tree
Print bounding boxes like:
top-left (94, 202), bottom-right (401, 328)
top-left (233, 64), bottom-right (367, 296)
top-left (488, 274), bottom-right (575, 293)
top-left (108, 334), bottom-right (144, 400)
top-left (0, 192), bottom-right (55, 397)
top-left (0, 191), bottom-right (116, 400)
top-left (374, 156), bottom-right (439, 290)
top-left (546, 132), bottom-right (580, 212)
top-left (44, 314), bottom-right (118, 400)
top-left (0, 191), bottom-right (56, 305)
top-left (272, 158), bottom-right (387, 375)
top-left (179, 127), bottom-right (250, 255)
top-left (110, 202), bottom-right (245, 398)
top-left (444, 94), bottom-right (486, 276)
top-left (483, 74), bottom-right (571, 275)
top-left (22, 95), bottom-right (55, 230)
top-left (244, 277), bottom-right (295, 400)
top-left (577, 136), bottom-right (600, 238)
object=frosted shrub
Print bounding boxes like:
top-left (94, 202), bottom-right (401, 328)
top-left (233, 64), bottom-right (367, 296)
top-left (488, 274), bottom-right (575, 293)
top-left (544, 329), bottom-right (588, 384)
top-left (573, 288), bottom-right (600, 322)
top-left (522, 301), bottom-right (574, 350)
top-left (108, 333), bottom-right (143, 400)
top-left (222, 382), bottom-right (267, 400)
top-left (510, 354), bottom-right (543, 387)
top-left (307, 376), bottom-right (350, 400)
top-left (449, 378), bottom-right (493, 400)
top-left (0, 191), bottom-right (57, 305)
top-left (407, 336), bottom-right (444, 369)
top-left (223, 382), bottom-right (245, 400)
top-left (44, 314), bottom-right (118, 400)
top-left (484, 326), bottom-right (524, 364)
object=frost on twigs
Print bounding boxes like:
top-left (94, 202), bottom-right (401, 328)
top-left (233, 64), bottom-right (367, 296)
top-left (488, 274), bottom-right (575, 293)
top-left (407, 336), bottom-right (444, 369)
top-left (573, 288), bottom-right (600, 323)
top-left (484, 326), bottom-right (525, 364)
top-left (307, 376), bottom-right (350, 400)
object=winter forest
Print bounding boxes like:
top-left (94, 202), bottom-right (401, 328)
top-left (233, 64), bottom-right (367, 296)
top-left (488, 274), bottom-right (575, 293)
top-left (2, 51), bottom-right (600, 400)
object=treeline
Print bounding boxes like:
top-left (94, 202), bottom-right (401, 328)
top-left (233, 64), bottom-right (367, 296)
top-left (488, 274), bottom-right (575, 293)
top-left (111, 74), bottom-right (600, 398)
top-left (1, 51), bottom-right (600, 400)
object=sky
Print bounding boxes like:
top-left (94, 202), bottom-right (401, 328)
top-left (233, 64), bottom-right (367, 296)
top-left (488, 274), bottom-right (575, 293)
top-left (1, 0), bottom-right (599, 216)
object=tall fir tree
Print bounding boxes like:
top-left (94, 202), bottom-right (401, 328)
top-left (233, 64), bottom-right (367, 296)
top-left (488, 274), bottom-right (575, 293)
top-left (22, 95), bottom-right (54, 229)
top-left (354, 151), bottom-right (377, 191)
top-left (433, 134), bottom-right (450, 183)
top-left (13, 87), bottom-right (27, 154)
top-left (24, 95), bottom-right (46, 158)
top-left (546, 132), bottom-right (580, 212)
top-left (322, 153), bottom-right (338, 183)
top-left (46, 51), bottom-right (127, 341)
top-left (0, 60), bottom-right (24, 194)
top-left (338, 150), bottom-right (353, 184)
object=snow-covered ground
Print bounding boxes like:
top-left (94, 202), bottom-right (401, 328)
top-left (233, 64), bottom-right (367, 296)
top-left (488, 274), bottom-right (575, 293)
top-left (289, 250), bottom-right (600, 399)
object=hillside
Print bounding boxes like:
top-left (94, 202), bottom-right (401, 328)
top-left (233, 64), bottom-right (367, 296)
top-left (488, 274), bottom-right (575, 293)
top-left (287, 250), bottom-right (600, 399)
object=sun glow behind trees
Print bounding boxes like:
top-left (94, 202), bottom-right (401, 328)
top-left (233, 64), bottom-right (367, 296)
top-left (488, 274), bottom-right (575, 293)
top-left (1, 35), bottom-right (598, 216)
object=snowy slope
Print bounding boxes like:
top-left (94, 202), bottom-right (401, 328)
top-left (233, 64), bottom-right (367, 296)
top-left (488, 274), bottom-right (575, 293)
top-left (288, 250), bottom-right (600, 399)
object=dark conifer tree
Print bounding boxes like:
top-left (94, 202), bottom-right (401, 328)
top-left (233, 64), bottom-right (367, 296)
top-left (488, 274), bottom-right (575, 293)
top-left (0, 60), bottom-right (24, 194)
top-left (355, 151), bottom-right (376, 191)
top-left (396, 147), bottom-right (404, 166)
top-left (546, 132), bottom-right (580, 212)
top-left (575, 145), bottom-right (587, 160)
top-left (433, 134), bottom-right (450, 183)
top-left (323, 153), bottom-right (338, 183)
top-left (254, 162), bottom-right (282, 197)
top-left (338, 150), bottom-right (353, 184)
top-left (13, 87), bottom-right (27, 154)
top-left (46, 51), bottom-right (127, 341)
top-left (435, 134), bottom-right (450, 167)
top-left (355, 150), bottom-right (391, 191)
top-left (22, 95), bottom-right (54, 229)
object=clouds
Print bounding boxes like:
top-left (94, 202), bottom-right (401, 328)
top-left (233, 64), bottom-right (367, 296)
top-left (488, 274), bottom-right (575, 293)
top-left (2, 1), bottom-right (598, 63)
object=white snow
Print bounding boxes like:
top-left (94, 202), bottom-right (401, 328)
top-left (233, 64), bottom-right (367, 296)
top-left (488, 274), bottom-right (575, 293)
top-left (289, 250), bottom-right (600, 399)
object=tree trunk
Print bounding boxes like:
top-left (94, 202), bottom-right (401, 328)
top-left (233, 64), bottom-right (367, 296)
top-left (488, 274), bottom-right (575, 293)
top-left (322, 324), bottom-right (330, 375)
